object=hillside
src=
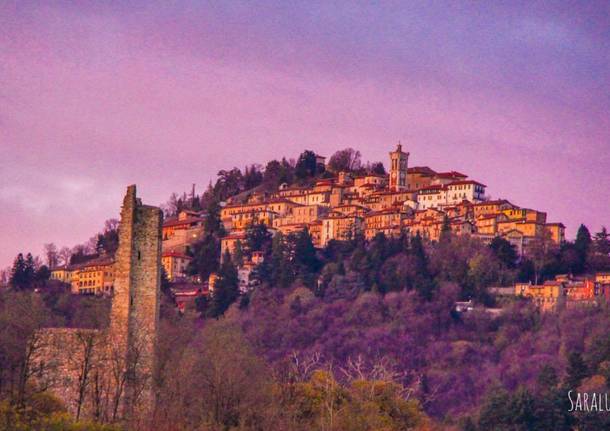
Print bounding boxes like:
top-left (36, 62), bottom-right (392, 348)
top-left (2, 147), bottom-right (610, 430)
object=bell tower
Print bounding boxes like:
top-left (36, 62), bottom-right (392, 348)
top-left (389, 143), bottom-right (409, 191)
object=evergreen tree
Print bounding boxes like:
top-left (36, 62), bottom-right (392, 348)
top-left (160, 267), bottom-right (172, 301)
top-left (209, 251), bottom-right (239, 317)
top-left (188, 233), bottom-right (221, 282)
top-left (295, 150), bottom-right (318, 181)
top-left (243, 164), bottom-right (263, 190)
top-left (279, 157), bottom-right (295, 184)
top-left (262, 159), bottom-right (283, 190)
top-left (590, 227), bottom-right (610, 271)
top-left (594, 227), bottom-right (610, 255)
top-left (35, 265), bottom-right (51, 284)
top-left (509, 388), bottom-right (536, 429)
top-left (9, 252), bottom-right (38, 290)
top-left (24, 253), bottom-right (35, 284)
top-left (195, 294), bottom-right (209, 316)
top-left (439, 215), bottom-right (452, 244)
top-left (537, 364), bottom-right (558, 390)
top-left (95, 234), bottom-right (105, 254)
top-left (477, 385), bottom-right (512, 430)
top-left (410, 233), bottom-right (436, 300)
top-left (574, 224), bottom-right (592, 272)
top-left (267, 232), bottom-right (294, 288)
top-left (204, 198), bottom-right (224, 236)
top-left (292, 229), bottom-right (320, 276)
top-left (489, 237), bottom-right (518, 269)
top-left (245, 222), bottom-right (272, 256)
top-left (9, 253), bottom-right (29, 290)
top-left (191, 194), bottom-right (202, 211)
top-left (370, 161), bottom-right (386, 175)
top-left (214, 168), bottom-right (244, 200)
top-left (565, 351), bottom-right (588, 390)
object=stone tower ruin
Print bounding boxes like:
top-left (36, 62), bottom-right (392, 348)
top-left (33, 185), bottom-right (162, 428)
top-left (108, 184), bottom-right (162, 420)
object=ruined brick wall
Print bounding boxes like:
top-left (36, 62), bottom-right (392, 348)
top-left (33, 185), bottom-right (162, 427)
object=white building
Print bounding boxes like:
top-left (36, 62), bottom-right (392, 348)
top-left (416, 185), bottom-right (447, 210)
top-left (417, 180), bottom-right (486, 210)
top-left (445, 180), bottom-right (486, 205)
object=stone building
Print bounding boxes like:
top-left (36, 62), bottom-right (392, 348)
top-left (389, 143), bottom-right (409, 191)
top-left (33, 185), bottom-right (162, 428)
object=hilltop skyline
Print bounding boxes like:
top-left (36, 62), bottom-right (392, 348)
top-left (2, 1), bottom-right (609, 268)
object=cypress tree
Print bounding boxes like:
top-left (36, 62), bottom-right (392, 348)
top-left (574, 224), bottom-right (592, 272)
top-left (209, 250), bottom-right (239, 317)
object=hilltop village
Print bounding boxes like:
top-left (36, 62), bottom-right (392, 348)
top-left (6, 145), bottom-right (610, 430)
top-left (48, 144), bottom-right (610, 312)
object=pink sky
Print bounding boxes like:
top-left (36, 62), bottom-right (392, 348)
top-left (1, 1), bottom-right (609, 269)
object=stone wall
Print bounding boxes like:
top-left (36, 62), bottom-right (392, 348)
top-left (33, 328), bottom-right (104, 420)
top-left (32, 185), bottom-right (162, 428)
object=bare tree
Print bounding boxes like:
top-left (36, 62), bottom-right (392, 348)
top-left (0, 266), bottom-right (10, 286)
top-left (327, 148), bottom-right (362, 172)
top-left (528, 229), bottom-right (557, 284)
top-left (74, 330), bottom-right (100, 420)
top-left (58, 246), bottom-right (72, 266)
top-left (43, 243), bottom-right (59, 268)
top-left (0, 292), bottom-right (52, 408)
top-left (289, 350), bottom-right (322, 382)
top-left (104, 219), bottom-right (119, 233)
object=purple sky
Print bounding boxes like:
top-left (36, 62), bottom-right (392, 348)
top-left (1, 1), bottom-right (609, 269)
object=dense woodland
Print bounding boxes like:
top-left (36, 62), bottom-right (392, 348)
top-left (2, 149), bottom-right (610, 430)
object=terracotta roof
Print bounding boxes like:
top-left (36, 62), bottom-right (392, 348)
top-left (171, 283), bottom-right (206, 296)
top-left (163, 216), bottom-right (205, 228)
top-left (501, 229), bottom-right (534, 238)
top-left (224, 198), bottom-right (301, 210)
top-left (334, 204), bottom-right (370, 210)
top-left (354, 173), bottom-right (386, 179)
top-left (371, 190), bottom-right (415, 196)
top-left (324, 212), bottom-right (363, 220)
top-left (435, 171), bottom-right (468, 179)
top-left (71, 255), bottom-right (114, 270)
top-left (365, 208), bottom-right (402, 216)
top-left (415, 208), bottom-right (443, 214)
top-left (419, 185), bottom-right (446, 193)
top-left (276, 222), bottom-right (309, 228)
top-left (472, 199), bottom-right (511, 207)
top-left (222, 232), bottom-right (247, 240)
top-left (447, 180), bottom-right (486, 187)
top-left (162, 251), bottom-right (192, 259)
top-left (408, 166), bottom-right (436, 175)
top-left (227, 208), bottom-right (278, 216)
top-left (477, 213), bottom-right (501, 220)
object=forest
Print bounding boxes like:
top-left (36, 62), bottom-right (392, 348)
top-left (2, 150), bottom-right (610, 430)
